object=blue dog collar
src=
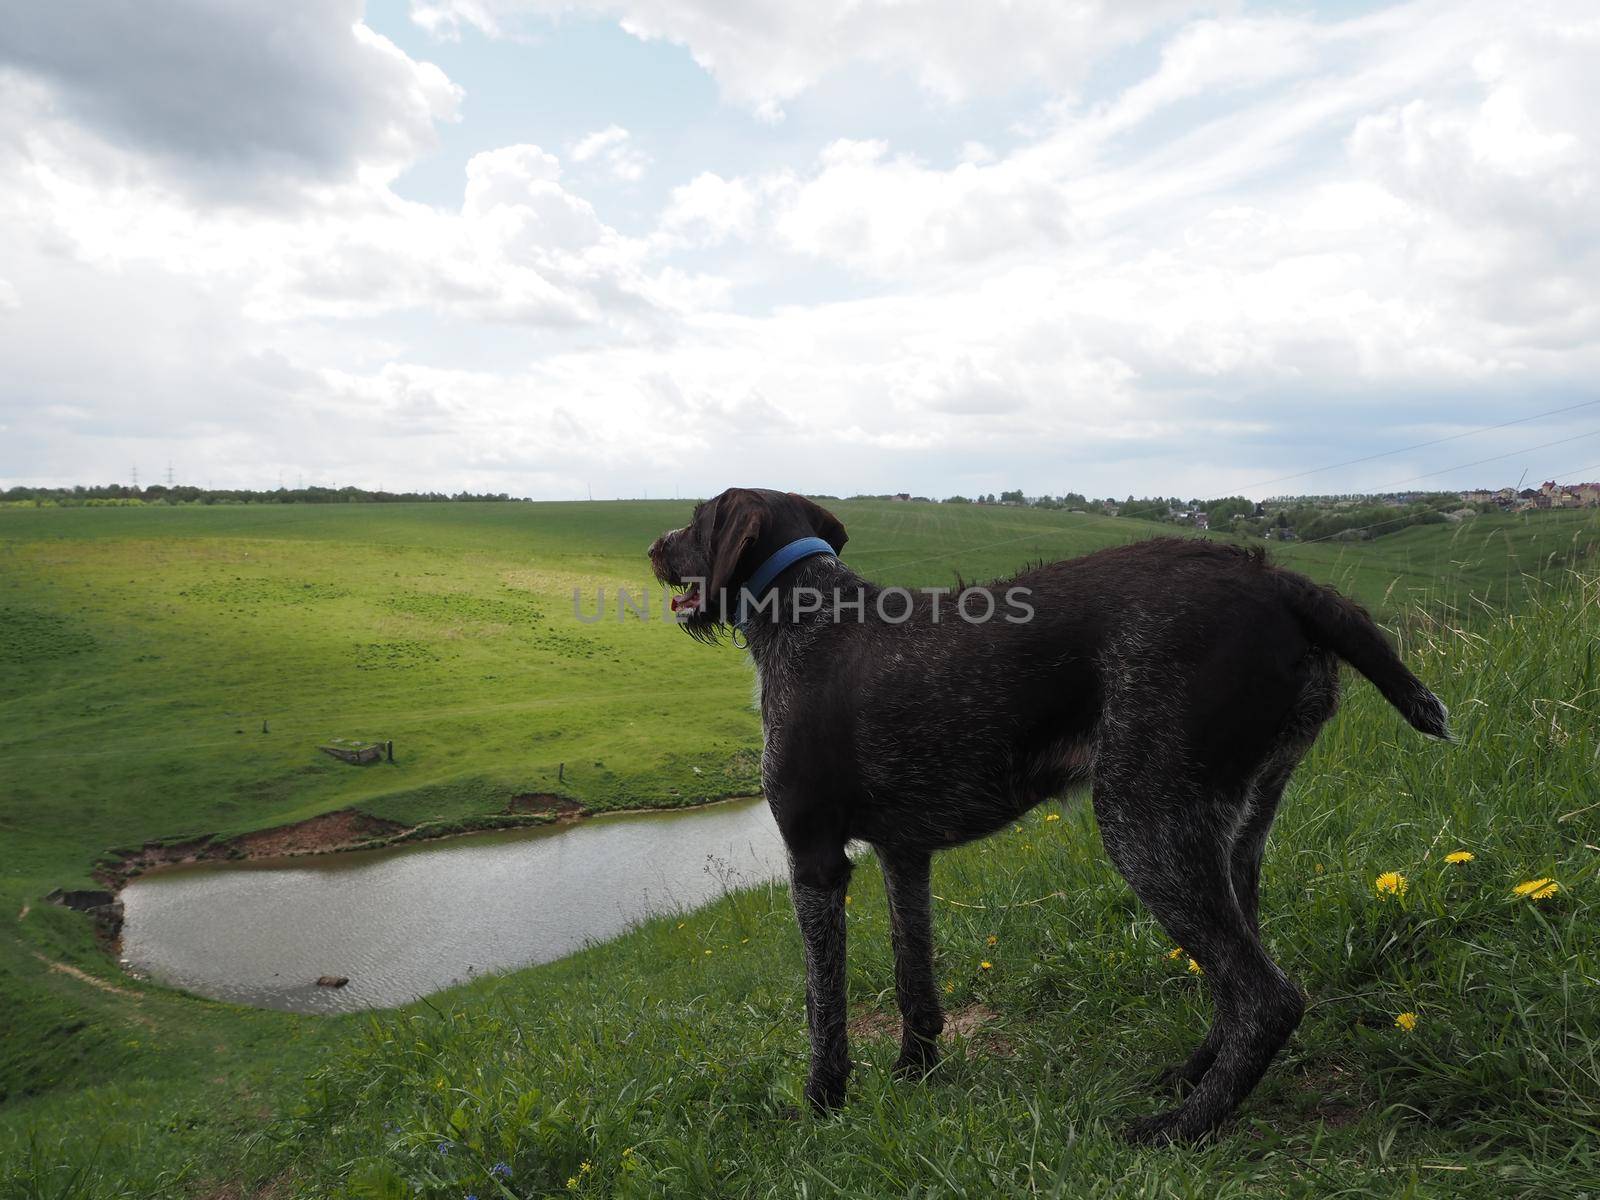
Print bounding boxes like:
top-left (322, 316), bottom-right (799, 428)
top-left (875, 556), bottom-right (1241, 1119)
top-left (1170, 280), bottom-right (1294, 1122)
top-left (737, 536), bottom-right (837, 626)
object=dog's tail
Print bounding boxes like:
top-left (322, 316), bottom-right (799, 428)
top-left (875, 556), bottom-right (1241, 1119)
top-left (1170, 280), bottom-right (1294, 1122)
top-left (1273, 569), bottom-right (1450, 740)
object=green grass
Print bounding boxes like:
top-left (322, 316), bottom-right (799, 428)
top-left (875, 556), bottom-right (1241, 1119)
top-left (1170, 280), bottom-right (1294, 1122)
top-left (1, 501), bottom-right (1598, 1197)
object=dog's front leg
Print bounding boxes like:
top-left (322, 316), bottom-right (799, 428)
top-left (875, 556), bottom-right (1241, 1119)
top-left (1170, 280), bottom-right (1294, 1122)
top-left (790, 846), bottom-right (852, 1112)
top-left (878, 847), bottom-right (943, 1078)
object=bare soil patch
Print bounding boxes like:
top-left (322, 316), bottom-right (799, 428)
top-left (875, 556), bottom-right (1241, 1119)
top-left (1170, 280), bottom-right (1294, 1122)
top-left (95, 809), bottom-right (411, 888)
top-left (848, 1003), bottom-right (1014, 1058)
top-left (33, 953), bottom-right (143, 1000)
top-left (232, 809), bottom-right (407, 857)
top-left (505, 792), bottom-right (585, 819)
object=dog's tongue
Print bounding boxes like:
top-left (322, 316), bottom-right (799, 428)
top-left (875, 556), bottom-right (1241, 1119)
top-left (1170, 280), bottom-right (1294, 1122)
top-left (671, 585), bottom-right (700, 613)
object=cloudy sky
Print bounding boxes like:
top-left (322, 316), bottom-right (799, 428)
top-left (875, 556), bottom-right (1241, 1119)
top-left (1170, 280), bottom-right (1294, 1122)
top-left (2, 1), bottom-right (1598, 500)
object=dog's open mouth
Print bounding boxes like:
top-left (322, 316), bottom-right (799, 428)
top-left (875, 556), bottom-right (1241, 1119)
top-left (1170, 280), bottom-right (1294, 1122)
top-left (670, 583), bottom-right (701, 614)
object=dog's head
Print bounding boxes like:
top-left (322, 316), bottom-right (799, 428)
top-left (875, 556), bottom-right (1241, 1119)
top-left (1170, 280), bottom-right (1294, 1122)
top-left (648, 488), bottom-right (848, 641)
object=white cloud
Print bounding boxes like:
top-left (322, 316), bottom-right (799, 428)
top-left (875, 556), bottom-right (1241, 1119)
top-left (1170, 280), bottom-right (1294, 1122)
top-left (411, 0), bottom-right (1221, 117)
top-left (770, 140), bottom-right (1073, 276)
top-left (1344, 15), bottom-right (1600, 350)
top-left (0, 1), bottom-right (461, 198)
top-left (569, 124), bottom-right (651, 182)
top-left (658, 172), bottom-right (761, 246)
top-left (0, 113), bottom-right (717, 333)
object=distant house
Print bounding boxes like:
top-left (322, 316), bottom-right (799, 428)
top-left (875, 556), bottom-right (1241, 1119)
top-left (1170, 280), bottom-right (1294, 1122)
top-left (1537, 480), bottom-right (1599, 509)
top-left (1193, 512), bottom-right (1209, 530)
top-left (892, 492), bottom-right (911, 502)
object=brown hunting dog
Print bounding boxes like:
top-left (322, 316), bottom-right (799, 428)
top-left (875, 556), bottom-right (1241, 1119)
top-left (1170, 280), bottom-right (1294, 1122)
top-left (648, 487), bottom-right (1447, 1143)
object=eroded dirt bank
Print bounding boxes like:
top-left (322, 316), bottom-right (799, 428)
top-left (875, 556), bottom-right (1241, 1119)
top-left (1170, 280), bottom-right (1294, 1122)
top-left (92, 795), bottom-right (588, 889)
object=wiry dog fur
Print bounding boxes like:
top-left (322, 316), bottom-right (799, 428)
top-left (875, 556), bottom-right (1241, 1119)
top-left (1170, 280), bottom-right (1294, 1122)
top-left (649, 488), bottom-right (1448, 1143)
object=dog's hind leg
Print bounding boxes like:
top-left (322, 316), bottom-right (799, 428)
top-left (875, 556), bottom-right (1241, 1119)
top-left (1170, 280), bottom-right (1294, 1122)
top-left (1152, 670), bottom-right (1332, 1098)
top-left (1230, 759), bottom-right (1297, 939)
top-left (1095, 777), bottom-right (1304, 1144)
top-left (1157, 759), bottom-right (1300, 1094)
top-left (877, 847), bottom-right (944, 1078)
top-left (789, 838), bottom-right (853, 1113)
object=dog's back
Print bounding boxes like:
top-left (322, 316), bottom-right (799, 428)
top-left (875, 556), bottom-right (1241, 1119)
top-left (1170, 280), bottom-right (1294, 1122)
top-left (781, 538), bottom-right (1439, 850)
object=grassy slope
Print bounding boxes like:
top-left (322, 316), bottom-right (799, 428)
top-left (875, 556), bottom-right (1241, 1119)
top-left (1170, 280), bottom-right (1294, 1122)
top-left (1, 502), bottom-right (1597, 1197)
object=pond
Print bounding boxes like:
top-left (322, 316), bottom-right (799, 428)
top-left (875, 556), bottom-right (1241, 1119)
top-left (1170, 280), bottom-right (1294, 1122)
top-left (119, 797), bottom-right (788, 1014)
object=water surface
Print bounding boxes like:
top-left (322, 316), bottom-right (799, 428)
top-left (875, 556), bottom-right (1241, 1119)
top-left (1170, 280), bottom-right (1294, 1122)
top-left (120, 797), bottom-right (786, 1013)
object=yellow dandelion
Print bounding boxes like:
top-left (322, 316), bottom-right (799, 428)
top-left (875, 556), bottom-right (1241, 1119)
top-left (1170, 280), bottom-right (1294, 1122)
top-left (986, 934), bottom-right (998, 946)
top-left (703, 949), bottom-right (713, 956)
top-left (1374, 871), bottom-right (1408, 899)
top-left (844, 894), bottom-right (852, 906)
top-left (1187, 958), bottom-right (1204, 976)
top-left (980, 960), bottom-right (993, 971)
top-left (944, 980), bottom-right (954, 993)
top-left (1166, 947), bottom-right (1184, 961)
top-left (1044, 813), bottom-right (1060, 822)
top-left (1395, 1011), bottom-right (1418, 1032)
top-left (1513, 878), bottom-right (1560, 900)
top-left (580, 1161), bottom-right (593, 1175)
top-left (566, 1178), bottom-right (579, 1191)
top-left (1444, 850), bottom-right (1474, 864)
top-left (1314, 863), bottom-right (1324, 875)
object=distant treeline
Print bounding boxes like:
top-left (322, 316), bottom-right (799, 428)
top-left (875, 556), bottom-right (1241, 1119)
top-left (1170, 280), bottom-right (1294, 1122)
top-left (849, 489), bottom-right (1472, 542)
top-left (1, 484), bottom-right (523, 507)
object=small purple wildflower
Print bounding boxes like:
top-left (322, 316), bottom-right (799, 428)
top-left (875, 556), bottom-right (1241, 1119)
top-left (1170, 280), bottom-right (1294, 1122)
top-left (437, 1141), bottom-right (452, 1155)
top-left (490, 1162), bottom-right (512, 1179)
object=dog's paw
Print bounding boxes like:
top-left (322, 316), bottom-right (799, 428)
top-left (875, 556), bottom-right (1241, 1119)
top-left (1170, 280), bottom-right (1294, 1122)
top-left (1121, 1109), bottom-right (1186, 1147)
top-left (1123, 1106), bottom-right (1223, 1147)
top-left (892, 1040), bottom-right (940, 1081)
top-left (803, 1075), bottom-right (848, 1115)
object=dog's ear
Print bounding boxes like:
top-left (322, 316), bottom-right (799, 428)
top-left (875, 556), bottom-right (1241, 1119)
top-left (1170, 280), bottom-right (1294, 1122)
top-left (789, 493), bottom-right (847, 555)
top-left (706, 491), bottom-right (764, 610)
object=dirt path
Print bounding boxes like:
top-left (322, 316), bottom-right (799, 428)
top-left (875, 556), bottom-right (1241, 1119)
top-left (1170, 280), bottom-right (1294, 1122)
top-left (34, 952), bottom-right (143, 999)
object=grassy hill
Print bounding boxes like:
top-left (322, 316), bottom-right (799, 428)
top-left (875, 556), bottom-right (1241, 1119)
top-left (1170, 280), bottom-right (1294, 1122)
top-left (1, 500), bottom-right (1597, 1197)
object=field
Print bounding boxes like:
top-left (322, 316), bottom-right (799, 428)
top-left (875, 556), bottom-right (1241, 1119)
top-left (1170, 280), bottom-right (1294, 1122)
top-left (1, 500), bottom-right (1597, 1197)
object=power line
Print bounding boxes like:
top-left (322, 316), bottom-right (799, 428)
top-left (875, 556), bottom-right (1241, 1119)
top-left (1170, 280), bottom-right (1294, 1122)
top-left (1380, 426), bottom-right (1600, 488)
top-left (1240, 397), bottom-right (1600, 491)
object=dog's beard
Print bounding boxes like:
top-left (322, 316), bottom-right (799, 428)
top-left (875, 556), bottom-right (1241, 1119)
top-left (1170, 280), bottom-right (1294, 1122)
top-left (678, 589), bottom-right (731, 644)
top-left (654, 565), bottom-right (728, 644)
